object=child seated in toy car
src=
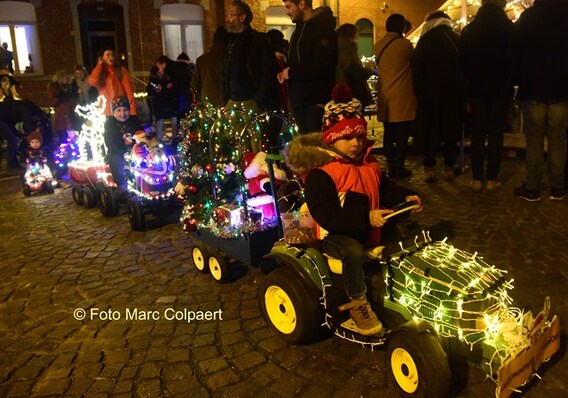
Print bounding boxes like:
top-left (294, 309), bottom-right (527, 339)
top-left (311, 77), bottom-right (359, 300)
top-left (284, 84), bottom-right (423, 336)
top-left (104, 95), bottom-right (143, 199)
top-left (23, 128), bottom-right (56, 193)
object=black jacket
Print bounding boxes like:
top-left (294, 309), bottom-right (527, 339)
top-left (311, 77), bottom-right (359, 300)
top-left (513, 0), bottom-right (568, 102)
top-left (104, 116), bottom-right (142, 156)
top-left (226, 28), bottom-right (280, 110)
top-left (288, 7), bottom-right (338, 107)
top-left (459, 4), bottom-right (515, 99)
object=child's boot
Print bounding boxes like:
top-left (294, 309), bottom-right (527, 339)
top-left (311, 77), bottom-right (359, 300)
top-left (338, 297), bottom-right (383, 336)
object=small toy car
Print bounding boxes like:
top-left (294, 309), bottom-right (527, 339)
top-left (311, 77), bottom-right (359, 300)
top-left (22, 156), bottom-right (56, 196)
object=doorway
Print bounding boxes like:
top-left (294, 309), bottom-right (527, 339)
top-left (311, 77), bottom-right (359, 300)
top-left (78, 4), bottom-right (127, 70)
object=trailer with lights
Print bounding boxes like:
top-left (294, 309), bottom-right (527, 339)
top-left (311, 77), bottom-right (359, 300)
top-left (183, 107), bottom-right (295, 283)
top-left (258, 203), bottom-right (561, 398)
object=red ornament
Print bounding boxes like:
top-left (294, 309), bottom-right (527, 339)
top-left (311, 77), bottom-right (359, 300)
top-left (205, 163), bottom-right (212, 172)
top-left (187, 185), bottom-right (198, 194)
top-left (188, 132), bottom-right (199, 143)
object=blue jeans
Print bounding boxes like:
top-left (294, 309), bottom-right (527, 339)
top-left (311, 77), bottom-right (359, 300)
top-left (107, 152), bottom-right (127, 189)
top-left (322, 235), bottom-right (366, 300)
top-left (522, 101), bottom-right (568, 190)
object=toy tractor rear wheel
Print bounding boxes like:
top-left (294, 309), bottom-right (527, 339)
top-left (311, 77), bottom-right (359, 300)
top-left (72, 186), bottom-right (83, 205)
top-left (128, 197), bottom-right (146, 231)
top-left (260, 267), bottom-right (325, 344)
top-left (387, 330), bottom-right (450, 398)
top-left (82, 186), bottom-right (97, 208)
top-left (208, 251), bottom-right (230, 283)
top-left (23, 184), bottom-right (31, 197)
top-left (99, 188), bottom-right (119, 217)
top-left (192, 243), bottom-right (210, 273)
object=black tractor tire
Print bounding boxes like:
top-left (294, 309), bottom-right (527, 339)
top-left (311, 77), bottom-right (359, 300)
top-left (23, 184), bottom-right (31, 197)
top-left (72, 186), bottom-right (83, 205)
top-left (260, 267), bottom-right (325, 344)
top-left (44, 181), bottom-right (54, 194)
top-left (99, 188), bottom-right (119, 217)
top-left (82, 186), bottom-right (97, 208)
top-left (128, 197), bottom-right (146, 231)
top-left (387, 330), bottom-right (451, 398)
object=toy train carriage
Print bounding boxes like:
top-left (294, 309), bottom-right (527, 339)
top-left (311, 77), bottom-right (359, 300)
top-left (127, 154), bottom-right (176, 199)
top-left (68, 160), bottom-right (109, 186)
top-left (386, 238), bottom-right (561, 398)
top-left (23, 156), bottom-right (56, 196)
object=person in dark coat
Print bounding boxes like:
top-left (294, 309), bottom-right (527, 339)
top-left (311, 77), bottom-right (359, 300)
top-left (150, 59), bottom-right (179, 144)
top-left (459, 0), bottom-right (515, 192)
top-left (279, 0), bottom-right (338, 134)
top-left (512, 0), bottom-right (568, 201)
top-left (335, 23), bottom-right (373, 109)
top-left (412, 11), bottom-right (465, 183)
top-left (191, 26), bottom-right (231, 108)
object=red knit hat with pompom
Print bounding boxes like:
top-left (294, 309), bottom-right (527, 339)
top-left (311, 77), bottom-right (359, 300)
top-left (321, 83), bottom-right (367, 145)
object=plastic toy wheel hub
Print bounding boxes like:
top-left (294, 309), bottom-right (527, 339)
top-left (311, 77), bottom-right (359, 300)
top-left (192, 247), bottom-right (207, 272)
top-left (391, 347), bottom-right (418, 393)
top-left (264, 285), bottom-right (297, 334)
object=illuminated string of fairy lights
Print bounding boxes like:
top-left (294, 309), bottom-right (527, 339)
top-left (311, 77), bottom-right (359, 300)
top-left (74, 96), bottom-right (108, 164)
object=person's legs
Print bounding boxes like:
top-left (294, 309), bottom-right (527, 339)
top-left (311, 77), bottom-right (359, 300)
top-left (322, 235), bottom-right (366, 299)
top-left (469, 98), bottom-right (488, 181)
top-left (107, 152), bottom-right (126, 189)
top-left (155, 119), bottom-right (165, 142)
top-left (545, 101), bottom-right (568, 190)
top-left (485, 97), bottom-right (509, 181)
top-left (383, 122), bottom-right (397, 177)
top-left (394, 121), bottom-right (411, 177)
top-left (522, 101), bottom-right (547, 191)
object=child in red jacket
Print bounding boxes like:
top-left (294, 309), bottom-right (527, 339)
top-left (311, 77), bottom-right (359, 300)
top-left (284, 84), bottom-right (423, 336)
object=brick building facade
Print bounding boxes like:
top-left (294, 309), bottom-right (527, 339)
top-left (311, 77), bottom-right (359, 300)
top-left (3, 0), bottom-right (443, 107)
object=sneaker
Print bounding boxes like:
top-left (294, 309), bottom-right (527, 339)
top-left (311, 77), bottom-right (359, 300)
top-left (469, 180), bottom-right (483, 192)
top-left (550, 187), bottom-right (566, 201)
top-left (338, 297), bottom-right (383, 336)
top-left (486, 180), bottom-right (502, 192)
top-left (514, 184), bottom-right (541, 202)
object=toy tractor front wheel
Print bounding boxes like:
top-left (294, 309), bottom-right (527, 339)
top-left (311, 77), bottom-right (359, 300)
top-left (387, 330), bottom-right (450, 398)
top-left (23, 184), bottom-right (31, 197)
top-left (128, 197), bottom-right (146, 231)
top-left (192, 243), bottom-right (210, 273)
top-left (260, 267), bottom-right (325, 344)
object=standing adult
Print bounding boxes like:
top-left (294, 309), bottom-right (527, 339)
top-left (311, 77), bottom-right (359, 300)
top-left (459, 0), bottom-right (514, 192)
top-left (279, 0), bottom-right (338, 134)
top-left (513, 0), bottom-right (568, 201)
top-left (191, 26), bottom-right (231, 108)
top-left (335, 23), bottom-right (373, 109)
top-left (374, 14), bottom-right (416, 179)
top-left (224, 0), bottom-right (280, 150)
top-left (87, 48), bottom-right (137, 117)
top-left (149, 58), bottom-right (179, 144)
top-left (412, 11), bottom-right (464, 183)
top-left (171, 52), bottom-right (195, 118)
top-left (47, 70), bottom-right (75, 146)
top-left (1, 43), bottom-right (14, 74)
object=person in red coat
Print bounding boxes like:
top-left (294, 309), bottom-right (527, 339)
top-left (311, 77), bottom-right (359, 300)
top-left (284, 83), bottom-right (423, 336)
top-left (88, 48), bottom-right (137, 117)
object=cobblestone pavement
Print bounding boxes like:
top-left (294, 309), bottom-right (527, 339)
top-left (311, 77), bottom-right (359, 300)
top-left (0, 154), bottom-right (567, 398)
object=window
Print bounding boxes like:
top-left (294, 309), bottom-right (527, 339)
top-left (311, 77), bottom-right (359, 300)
top-left (160, 4), bottom-right (204, 63)
top-left (0, 1), bottom-right (41, 74)
top-left (266, 6), bottom-right (295, 42)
